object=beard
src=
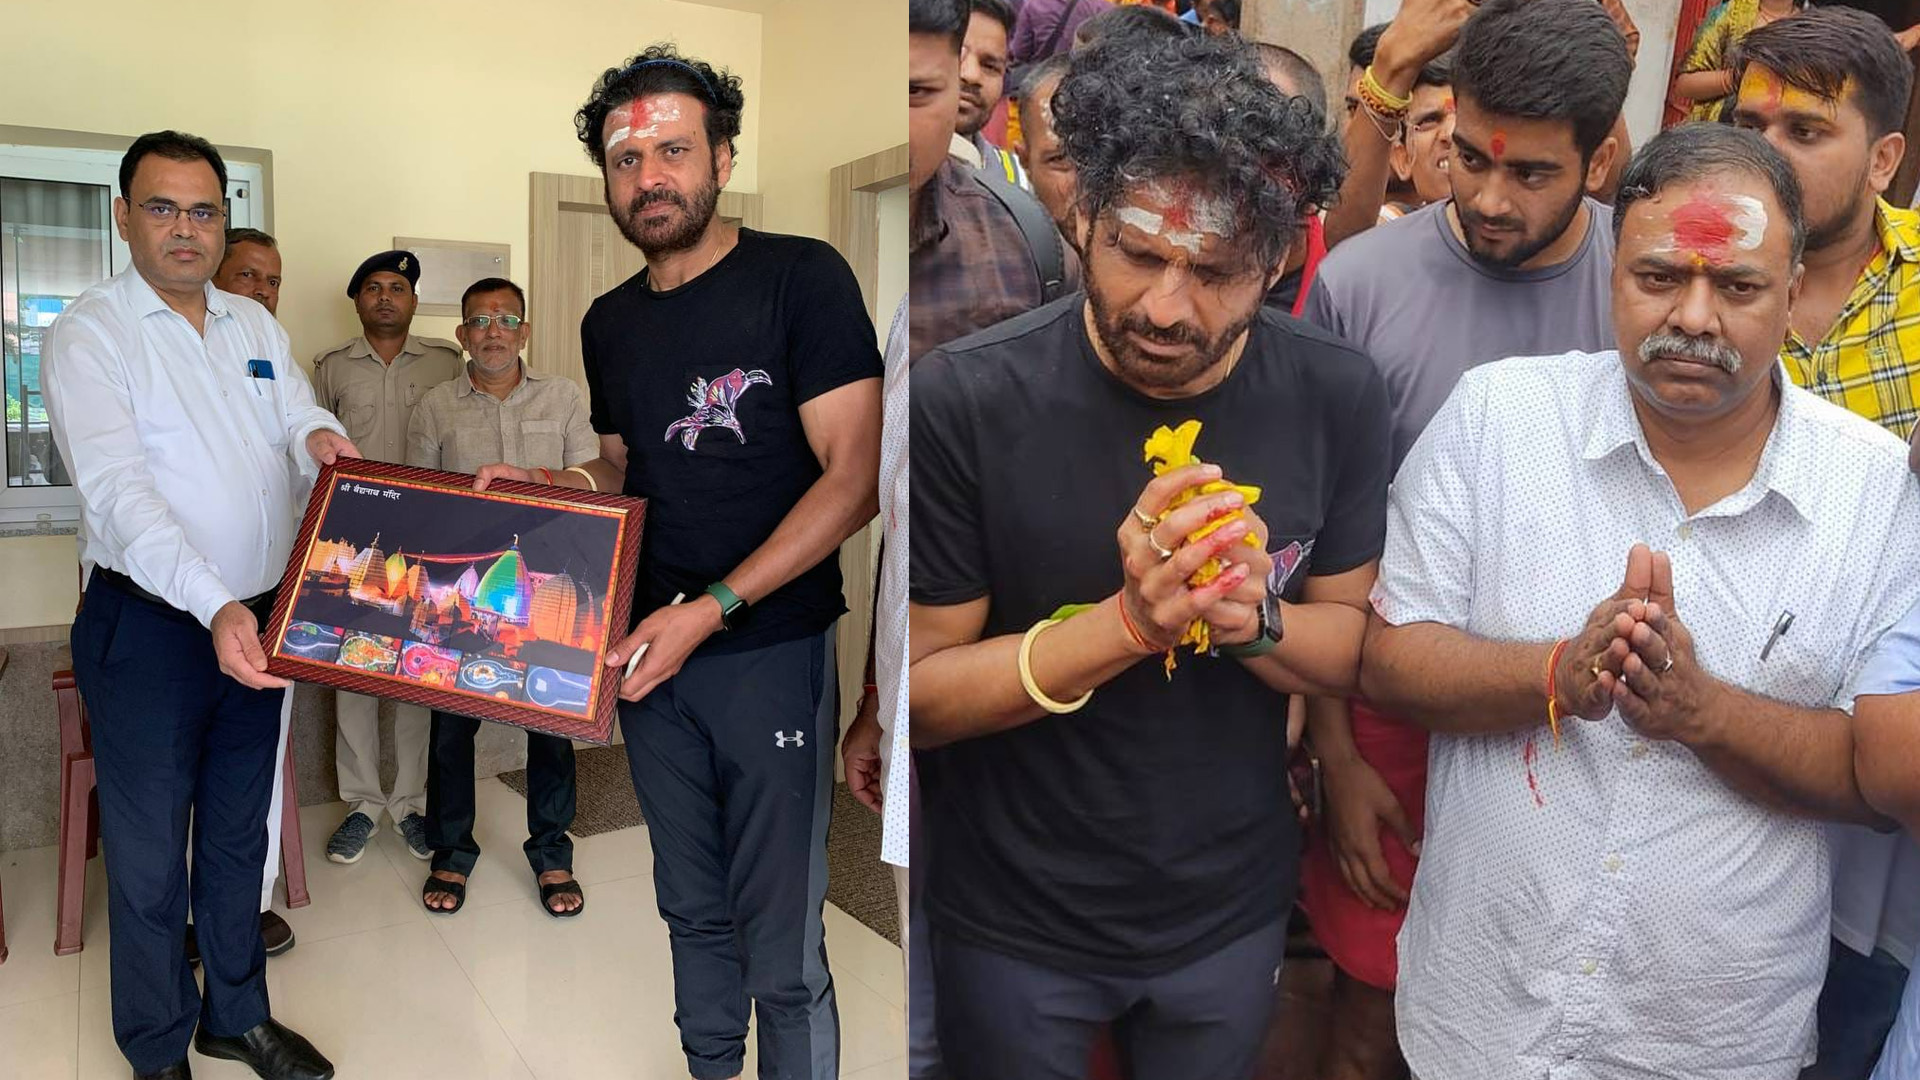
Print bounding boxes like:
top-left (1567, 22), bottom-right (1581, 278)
top-left (1086, 271), bottom-right (1258, 393)
top-left (955, 85), bottom-right (988, 138)
top-left (1458, 187), bottom-right (1584, 270)
top-left (1804, 172), bottom-right (1873, 253)
top-left (612, 165), bottom-right (721, 257)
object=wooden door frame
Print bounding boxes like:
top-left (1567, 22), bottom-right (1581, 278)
top-left (824, 143), bottom-right (907, 753)
top-left (527, 172), bottom-right (763, 377)
top-left (828, 143), bottom-right (909, 325)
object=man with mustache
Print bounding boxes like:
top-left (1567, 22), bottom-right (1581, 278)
top-left (310, 251), bottom-right (461, 867)
top-left (911, 31), bottom-right (1377, 1079)
top-left (914, 0), bottom-right (1079, 361)
top-left (475, 45), bottom-right (881, 1080)
top-left (213, 228), bottom-right (281, 316)
top-left (41, 129), bottom-right (349, 1080)
top-left (1725, 13), bottom-right (1920, 1077)
top-left (407, 277), bottom-right (595, 919)
top-left (956, 0), bottom-right (1026, 189)
top-left (1295, 4), bottom-right (1631, 1074)
top-left (1362, 121), bottom-right (1920, 1079)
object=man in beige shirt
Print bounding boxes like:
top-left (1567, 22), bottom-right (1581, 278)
top-left (310, 249), bottom-right (462, 864)
top-left (408, 277), bottom-right (596, 917)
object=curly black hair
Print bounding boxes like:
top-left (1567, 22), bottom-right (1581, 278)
top-left (574, 44), bottom-right (746, 170)
top-left (1052, 30), bottom-right (1345, 272)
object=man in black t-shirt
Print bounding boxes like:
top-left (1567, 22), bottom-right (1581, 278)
top-left (476, 46), bottom-right (881, 1080)
top-left (911, 32), bottom-right (1386, 1080)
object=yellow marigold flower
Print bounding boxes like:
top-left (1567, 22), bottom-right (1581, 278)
top-left (1139, 420), bottom-right (1260, 676)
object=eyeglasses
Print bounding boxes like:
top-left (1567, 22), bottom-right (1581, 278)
top-left (137, 200), bottom-right (226, 228)
top-left (462, 314), bottom-right (524, 331)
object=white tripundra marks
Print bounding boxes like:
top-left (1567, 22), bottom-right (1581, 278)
top-left (1724, 194), bottom-right (1768, 251)
top-left (605, 98), bottom-right (685, 151)
top-left (1115, 180), bottom-right (1237, 255)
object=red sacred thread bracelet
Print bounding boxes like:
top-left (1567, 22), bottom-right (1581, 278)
top-left (1116, 595), bottom-right (1156, 654)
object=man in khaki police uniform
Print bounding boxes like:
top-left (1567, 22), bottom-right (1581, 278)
top-left (310, 249), bottom-right (462, 864)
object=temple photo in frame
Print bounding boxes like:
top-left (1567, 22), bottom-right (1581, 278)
top-left (263, 458), bottom-right (645, 744)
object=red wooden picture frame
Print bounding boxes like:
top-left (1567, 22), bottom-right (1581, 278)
top-left (261, 458), bottom-right (645, 744)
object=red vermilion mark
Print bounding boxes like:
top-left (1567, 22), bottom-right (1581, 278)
top-left (628, 99), bottom-right (655, 136)
top-left (1672, 194), bottom-right (1738, 265)
top-left (1490, 130), bottom-right (1507, 160)
top-left (1158, 177), bottom-right (1196, 233)
top-left (1443, 95), bottom-right (1456, 114)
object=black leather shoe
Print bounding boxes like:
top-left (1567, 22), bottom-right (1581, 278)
top-left (193, 1018), bottom-right (334, 1080)
top-left (136, 1061), bottom-right (191, 1079)
top-left (261, 911), bottom-right (296, 957)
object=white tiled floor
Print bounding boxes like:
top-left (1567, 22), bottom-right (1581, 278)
top-left (0, 778), bottom-right (906, 1079)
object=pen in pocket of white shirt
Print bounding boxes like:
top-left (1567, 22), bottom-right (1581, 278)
top-left (1760, 611), bottom-right (1794, 661)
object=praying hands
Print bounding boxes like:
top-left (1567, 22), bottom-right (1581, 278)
top-left (1590, 542), bottom-right (1713, 743)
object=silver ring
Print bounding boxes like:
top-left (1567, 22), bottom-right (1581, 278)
top-left (1131, 506), bottom-right (1158, 531)
top-left (1147, 531), bottom-right (1175, 560)
top-left (1659, 654), bottom-right (1675, 673)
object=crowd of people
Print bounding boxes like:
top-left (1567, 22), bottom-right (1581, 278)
top-left (41, 42), bottom-right (898, 1080)
top-left (908, 1), bottom-right (1920, 1079)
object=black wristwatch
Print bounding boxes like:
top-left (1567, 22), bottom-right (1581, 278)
top-left (1217, 587), bottom-right (1283, 659)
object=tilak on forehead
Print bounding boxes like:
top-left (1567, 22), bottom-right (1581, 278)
top-left (1489, 129), bottom-right (1507, 160)
top-left (1113, 177), bottom-right (1238, 255)
top-left (1738, 68), bottom-right (1843, 116)
top-left (605, 96), bottom-right (687, 151)
top-left (1653, 189), bottom-right (1769, 267)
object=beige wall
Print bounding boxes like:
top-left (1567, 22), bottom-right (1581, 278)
top-left (0, 0), bottom-right (764, 364)
top-left (756, 0), bottom-right (906, 239)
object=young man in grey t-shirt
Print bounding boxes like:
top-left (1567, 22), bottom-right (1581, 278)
top-left (1295, 2), bottom-right (1633, 1078)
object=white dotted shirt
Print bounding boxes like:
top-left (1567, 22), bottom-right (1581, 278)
top-left (876, 295), bottom-right (910, 868)
top-left (1379, 352), bottom-right (1920, 1080)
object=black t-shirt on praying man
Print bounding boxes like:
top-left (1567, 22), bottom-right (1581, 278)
top-left (911, 297), bottom-right (1392, 975)
top-left (583, 228), bottom-right (882, 655)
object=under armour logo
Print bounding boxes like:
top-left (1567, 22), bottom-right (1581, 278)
top-left (774, 731), bottom-right (805, 748)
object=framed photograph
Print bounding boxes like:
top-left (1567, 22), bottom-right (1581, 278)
top-left (261, 458), bottom-right (645, 744)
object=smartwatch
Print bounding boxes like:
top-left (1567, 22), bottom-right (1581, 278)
top-left (705, 582), bottom-right (748, 630)
top-left (1218, 587), bottom-right (1283, 659)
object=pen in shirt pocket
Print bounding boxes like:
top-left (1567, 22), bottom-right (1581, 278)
top-left (245, 358), bottom-right (275, 397)
top-left (1760, 611), bottom-right (1794, 661)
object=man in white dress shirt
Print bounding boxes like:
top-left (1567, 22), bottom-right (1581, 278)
top-left (1360, 123), bottom-right (1920, 1080)
top-left (41, 131), bottom-right (351, 1080)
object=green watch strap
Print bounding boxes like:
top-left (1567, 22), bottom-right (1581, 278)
top-left (705, 582), bottom-right (746, 628)
top-left (1218, 633), bottom-right (1279, 659)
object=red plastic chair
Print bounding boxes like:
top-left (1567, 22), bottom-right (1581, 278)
top-left (51, 671), bottom-right (309, 955)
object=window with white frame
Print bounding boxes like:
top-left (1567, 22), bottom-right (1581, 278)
top-left (0, 143), bottom-right (263, 524)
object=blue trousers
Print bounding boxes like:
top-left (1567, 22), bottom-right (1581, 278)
top-left (71, 575), bottom-right (281, 1073)
top-left (1803, 937), bottom-right (1912, 1080)
top-left (620, 628), bottom-right (840, 1080)
top-left (932, 920), bottom-right (1288, 1080)
top-left (426, 710), bottom-right (575, 876)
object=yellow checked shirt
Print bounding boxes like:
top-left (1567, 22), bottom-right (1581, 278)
top-left (1781, 200), bottom-right (1920, 440)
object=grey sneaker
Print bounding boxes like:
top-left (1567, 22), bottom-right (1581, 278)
top-left (396, 813), bottom-right (431, 860)
top-left (326, 812), bottom-right (376, 864)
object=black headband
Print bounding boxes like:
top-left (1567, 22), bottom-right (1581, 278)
top-left (620, 58), bottom-right (717, 102)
